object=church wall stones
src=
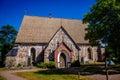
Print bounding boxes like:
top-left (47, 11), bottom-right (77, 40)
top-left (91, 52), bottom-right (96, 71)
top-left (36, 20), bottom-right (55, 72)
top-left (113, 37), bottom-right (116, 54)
top-left (9, 44), bottom-right (46, 67)
top-left (44, 28), bottom-right (79, 63)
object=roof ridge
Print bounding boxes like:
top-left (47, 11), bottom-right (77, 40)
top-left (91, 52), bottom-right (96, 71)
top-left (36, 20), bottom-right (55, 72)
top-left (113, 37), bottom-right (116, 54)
top-left (24, 15), bottom-right (83, 22)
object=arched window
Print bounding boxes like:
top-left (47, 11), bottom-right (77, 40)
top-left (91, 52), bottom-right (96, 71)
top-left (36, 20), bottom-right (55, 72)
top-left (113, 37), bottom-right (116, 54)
top-left (31, 48), bottom-right (36, 62)
top-left (88, 47), bottom-right (93, 60)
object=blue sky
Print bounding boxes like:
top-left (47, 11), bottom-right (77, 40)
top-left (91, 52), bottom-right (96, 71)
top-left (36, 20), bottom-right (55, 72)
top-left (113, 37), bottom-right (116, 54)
top-left (0, 0), bottom-right (96, 30)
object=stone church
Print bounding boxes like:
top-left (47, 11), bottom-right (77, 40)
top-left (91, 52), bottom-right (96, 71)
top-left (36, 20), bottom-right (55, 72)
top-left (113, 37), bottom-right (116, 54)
top-left (6, 15), bottom-right (104, 68)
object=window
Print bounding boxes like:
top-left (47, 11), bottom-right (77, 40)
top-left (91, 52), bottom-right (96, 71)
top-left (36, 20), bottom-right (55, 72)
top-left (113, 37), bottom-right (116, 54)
top-left (88, 47), bottom-right (93, 59)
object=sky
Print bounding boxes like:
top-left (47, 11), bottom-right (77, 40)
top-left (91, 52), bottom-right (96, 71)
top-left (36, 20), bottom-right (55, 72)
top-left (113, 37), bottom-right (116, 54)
top-left (0, 0), bottom-right (96, 30)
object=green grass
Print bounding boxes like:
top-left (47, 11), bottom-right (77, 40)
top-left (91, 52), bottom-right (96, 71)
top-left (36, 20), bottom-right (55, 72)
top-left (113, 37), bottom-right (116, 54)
top-left (15, 69), bottom-right (92, 80)
top-left (75, 66), bottom-right (106, 74)
top-left (0, 75), bottom-right (6, 80)
top-left (76, 63), bottom-right (120, 75)
top-left (0, 68), bottom-right (6, 71)
top-left (108, 63), bottom-right (120, 71)
top-left (78, 62), bottom-right (106, 74)
top-left (83, 62), bottom-right (105, 65)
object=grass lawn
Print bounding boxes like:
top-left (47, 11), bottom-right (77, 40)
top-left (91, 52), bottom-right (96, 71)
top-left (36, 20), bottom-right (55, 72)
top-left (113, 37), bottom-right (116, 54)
top-left (75, 66), bottom-right (106, 74)
top-left (0, 68), bottom-right (6, 71)
top-left (15, 69), bottom-right (92, 80)
top-left (76, 62), bottom-right (120, 75)
top-left (109, 63), bottom-right (120, 71)
top-left (82, 62), bottom-right (105, 65)
top-left (0, 75), bottom-right (6, 80)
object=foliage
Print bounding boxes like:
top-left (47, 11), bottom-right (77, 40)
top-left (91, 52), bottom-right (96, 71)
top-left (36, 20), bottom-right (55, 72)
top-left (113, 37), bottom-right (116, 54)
top-left (0, 24), bottom-right (17, 66)
top-left (83, 0), bottom-right (120, 59)
top-left (37, 61), bottom-right (55, 68)
top-left (105, 46), bottom-right (115, 57)
top-left (17, 63), bottom-right (22, 67)
top-left (0, 53), bottom-right (1, 61)
top-left (46, 61), bottom-right (55, 68)
top-left (37, 62), bottom-right (47, 68)
top-left (71, 60), bottom-right (80, 67)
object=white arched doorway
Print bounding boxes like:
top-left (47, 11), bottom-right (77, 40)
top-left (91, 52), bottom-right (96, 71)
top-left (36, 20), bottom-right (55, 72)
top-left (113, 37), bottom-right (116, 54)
top-left (57, 51), bottom-right (70, 68)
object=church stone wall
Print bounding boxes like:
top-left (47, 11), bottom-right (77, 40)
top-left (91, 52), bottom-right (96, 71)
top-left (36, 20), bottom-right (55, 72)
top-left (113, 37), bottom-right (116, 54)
top-left (79, 44), bottom-right (105, 63)
top-left (5, 56), bottom-right (17, 68)
top-left (44, 28), bottom-right (79, 62)
top-left (15, 44), bottom-right (46, 66)
top-left (78, 44), bottom-right (98, 63)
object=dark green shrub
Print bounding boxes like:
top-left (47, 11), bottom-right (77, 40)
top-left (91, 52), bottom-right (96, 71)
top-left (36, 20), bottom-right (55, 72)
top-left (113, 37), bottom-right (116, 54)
top-left (37, 61), bottom-right (55, 68)
top-left (17, 63), bottom-right (22, 67)
top-left (37, 62), bottom-right (47, 68)
top-left (71, 60), bottom-right (80, 67)
top-left (46, 61), bottom-right (55, 68)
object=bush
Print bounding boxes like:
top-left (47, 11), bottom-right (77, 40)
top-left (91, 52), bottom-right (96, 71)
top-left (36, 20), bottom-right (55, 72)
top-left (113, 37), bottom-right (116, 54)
top-left (37, 61), bottom-right (55, 68)
top-left (46, 61), bottom-right (55, 68)
top-left (71, 60), bottom-right (80, 67)
top-left (17, 63), bottom-right (22, 67)
top-left (37, 62), bottom-right (47, 68)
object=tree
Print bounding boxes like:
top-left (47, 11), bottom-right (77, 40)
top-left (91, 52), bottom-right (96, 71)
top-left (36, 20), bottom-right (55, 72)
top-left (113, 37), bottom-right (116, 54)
top-left (0, 25), bottom-right (17, 67)
top-left (83, 0), bottom-right (120, 59)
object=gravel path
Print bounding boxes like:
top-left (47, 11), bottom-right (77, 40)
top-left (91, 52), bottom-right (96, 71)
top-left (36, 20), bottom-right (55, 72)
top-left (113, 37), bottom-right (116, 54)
top-left (86, 74), bottom-right (120, 80)
top-left (0, 71), bottom-right (26, 80)
top-left (0, 69), bottom-right (40, 80)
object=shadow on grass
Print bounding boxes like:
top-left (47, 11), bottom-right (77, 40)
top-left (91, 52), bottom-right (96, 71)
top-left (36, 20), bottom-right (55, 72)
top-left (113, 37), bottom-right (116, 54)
top-left (34, 64), bottom-right (120, 76)
top-left (34, 69), bottom-right (69, 75)
top-left (75, 64), bottom-right (120, 75)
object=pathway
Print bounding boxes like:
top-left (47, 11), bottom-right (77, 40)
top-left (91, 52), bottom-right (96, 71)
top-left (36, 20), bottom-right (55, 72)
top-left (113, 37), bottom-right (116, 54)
top-left (86, 74), bottom-right (120, 80)
top-left (0, 71), bottom-right (26, 80)
top-left (0, 69), bottom-right (41, 80)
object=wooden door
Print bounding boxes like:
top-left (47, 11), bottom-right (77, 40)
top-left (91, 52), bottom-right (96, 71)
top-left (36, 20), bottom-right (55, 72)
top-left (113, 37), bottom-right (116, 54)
top-left (60, 53), bottom-right (66, 68)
